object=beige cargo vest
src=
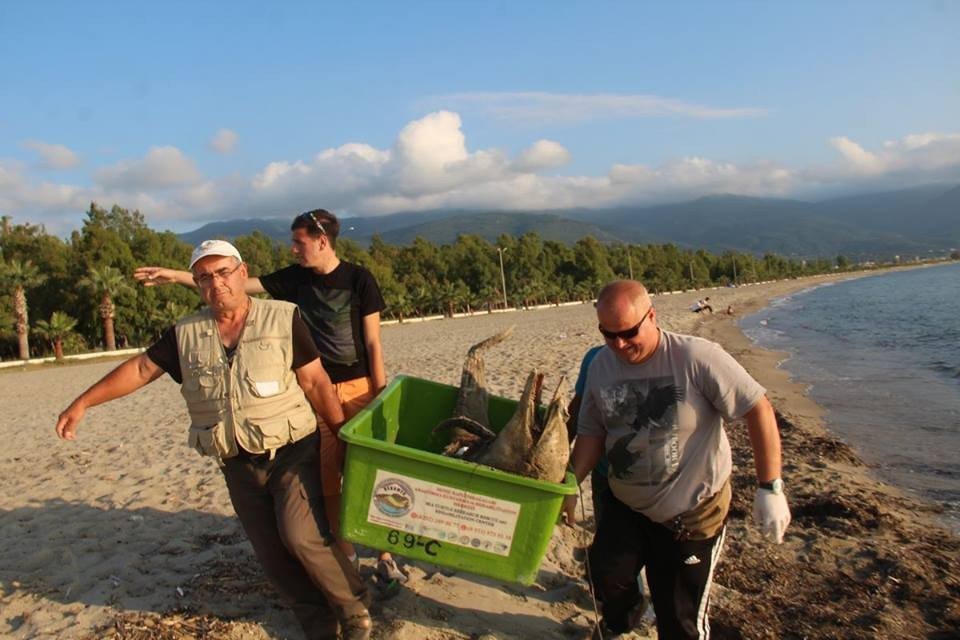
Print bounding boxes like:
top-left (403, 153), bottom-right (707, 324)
top-left (176, 298), bottom-right (317, 460)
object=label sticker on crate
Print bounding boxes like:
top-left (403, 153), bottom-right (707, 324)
top-left (367, 470), bottom-right (521, 556)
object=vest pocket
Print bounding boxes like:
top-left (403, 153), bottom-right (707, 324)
top-left (245, 367), bottom-right (287, 398)
top-left (253, 416), bottom-right (293, 450)
top-left (183, 370), bottom-right (222, 401)
top-left (288, 407), bottom-right (318, 442)
top-left (188, 422), bottom-right (231, 458)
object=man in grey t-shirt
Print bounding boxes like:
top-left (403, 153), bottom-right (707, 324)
top-left (565, 280), bottom-right (790, 639)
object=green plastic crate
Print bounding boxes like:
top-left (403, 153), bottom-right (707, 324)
top-left (339, 374), bottom-right (577, 585)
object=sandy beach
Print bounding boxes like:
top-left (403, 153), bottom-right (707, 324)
top-left (2, 272), bottom-right (958, 639)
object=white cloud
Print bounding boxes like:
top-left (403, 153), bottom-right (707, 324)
top-left (209, 128), bottom-right (239, 154)
top-left (386, 111), bottom-right (513, 195)
top-left (512, 140), bottom-right (571, 172)
top-left (22, 140), bottom-right (81, 170)
top-left (806, 132), bottom-right (960, 187)
top-left (880, 132), bottom-right (960, 170)
top-left (95, 146), bottom-right (201, 190)
top-left (429, 91), bottom-right (766, 124)
top-left (4, 115), bottom-right (960, 234)
top-left (607, 156), bottom-right (796, 203)
top-left (829, 136), bottom-right (884, 174)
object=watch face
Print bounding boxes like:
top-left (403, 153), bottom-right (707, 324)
top-left (771, 478), bottom-right (784, 494)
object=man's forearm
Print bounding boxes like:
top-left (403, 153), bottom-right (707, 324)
top-left (569, 435), bottom-right (604, 483)
top-left (76, 355), bottom-right (161, 408)
top-left (367, 344), bottom-right (386, 391)
top-left (297, 360), bottom-right (346, 430)
top-left (745, 396), bottom-right (782, 482)
top-left (362, 313), bottom-right (387, 391)
top-left (314, 387), bottom-right (345, 430)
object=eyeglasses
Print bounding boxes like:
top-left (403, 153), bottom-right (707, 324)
top-left (598, 307), bottom-right (651, 341)
top-left (298, 211), bottom-right (327, 236)
top-left (194, 263), bottom-right (243, 287)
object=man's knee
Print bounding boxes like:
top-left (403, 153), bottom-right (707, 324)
top-left (587, 542), bottom-right (638, 596)
top-left (279, 505), bottom-right (334, 557)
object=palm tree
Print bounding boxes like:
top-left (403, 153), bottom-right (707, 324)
top-left (80, 266), bottom-right (134, 351)
top-left (34, 311), bottom-right (78, 360)
top-left (1, 260), bottom-right (47, 359)
top-left (148, 300), bottom-right (192, 338)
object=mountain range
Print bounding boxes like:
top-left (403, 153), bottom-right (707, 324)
top-left (178, 183), bottom-right (960, 260)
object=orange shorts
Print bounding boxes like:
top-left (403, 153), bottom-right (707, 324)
top-left (318, 376), bottom-right (376, 496)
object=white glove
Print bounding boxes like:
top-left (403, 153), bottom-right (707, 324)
top-left (753, 488), bottom-right (791, 544)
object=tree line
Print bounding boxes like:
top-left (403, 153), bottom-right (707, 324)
top-left (2, 203), bottom-right (851, 361)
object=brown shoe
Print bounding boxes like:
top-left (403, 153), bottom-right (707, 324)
top-left (341, 612), bottom-right (372, 640)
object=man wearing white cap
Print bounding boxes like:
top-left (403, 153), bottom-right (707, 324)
top-left (56, 240), bottom-right (372, 640)
top-left (135, 211), bottom-right (406, 584)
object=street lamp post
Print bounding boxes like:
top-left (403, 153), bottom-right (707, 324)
top-left (496, 247), bottom-right (509, 310)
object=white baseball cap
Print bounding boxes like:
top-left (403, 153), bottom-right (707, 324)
top-left (189, 240), bottom-right (243, 269)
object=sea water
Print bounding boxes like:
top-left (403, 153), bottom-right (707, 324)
top-left (740, 261), bottom-right (960, 532)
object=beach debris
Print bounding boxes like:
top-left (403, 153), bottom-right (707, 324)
top-left (86, 610), bottom-right (236, 639)
top-left (432, 328), bottom-right (571, 483)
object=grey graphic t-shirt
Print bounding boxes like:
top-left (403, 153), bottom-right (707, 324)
top-left (578, 330), bottom-right (765, 522)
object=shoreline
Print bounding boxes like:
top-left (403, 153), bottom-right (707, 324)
top-left (1, 269), bottom-right (957, 638)
top-left (689, 278), bottom-right (960, 638)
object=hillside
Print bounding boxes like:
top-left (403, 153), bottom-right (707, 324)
top-left (176, 183), bottom-right (959, 259)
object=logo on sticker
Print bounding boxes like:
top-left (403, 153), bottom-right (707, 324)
top-left (372, 479), bottom-right (415, 517)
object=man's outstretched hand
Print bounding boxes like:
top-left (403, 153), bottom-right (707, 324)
top-left (133, 267), bottom-right (180, 286)
top-left (56, 401), bottom-right (86, 440)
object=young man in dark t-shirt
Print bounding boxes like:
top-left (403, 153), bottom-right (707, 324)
top-left (134, 210), bottom-right (405, 582)
top-left (259, 260), bottom-right (384, 386)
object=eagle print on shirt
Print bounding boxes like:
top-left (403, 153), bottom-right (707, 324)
top-left (599, 376), bottom-right (684, 486)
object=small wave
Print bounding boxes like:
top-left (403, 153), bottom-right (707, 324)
top-left (888, 460), bottom-right (960, 478)
top-left (928, 360), bottom-right (960, 378)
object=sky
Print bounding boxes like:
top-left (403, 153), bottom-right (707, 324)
top-left (1, 1), bottom-right (958, 235)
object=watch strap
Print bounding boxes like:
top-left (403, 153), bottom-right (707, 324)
top-left (758, 479), bottom-right (782, 491)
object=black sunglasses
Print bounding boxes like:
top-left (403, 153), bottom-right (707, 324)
top-left (298, 211), bottom-right (327, 236)
top-left (598, 307), bottom-right (651, 341)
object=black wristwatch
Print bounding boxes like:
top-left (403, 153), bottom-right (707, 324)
top-left (758, 478), bottom-right (784, 494)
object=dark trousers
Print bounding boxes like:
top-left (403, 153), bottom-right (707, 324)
top-left (221, 434), bottom-right (368, 639)
top-left (590, 469), bottom-right (611, 526)
top-left (588, 490), bottom-right (725, 639)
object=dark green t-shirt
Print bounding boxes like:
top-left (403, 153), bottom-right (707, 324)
top-left (259, 261), bottom-right (385, 383)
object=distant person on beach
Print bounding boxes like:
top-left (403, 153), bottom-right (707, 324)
top-left (690, 297), bottom-right (713, 313)
top-left (57, 240), bottom-right (372, 640)
top-left (135, 210), bottom-right (406, 585)
top-left (564, 279), bottom-right (790, 639)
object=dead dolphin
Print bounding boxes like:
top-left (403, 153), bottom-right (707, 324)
top-left (433, 327), bottom-right (513, 458)
top-left (523, 375), bottom-right (571, 484)
top-left (479, 370), bottom-right (570, 483)
top-left (432, 330), bottom-right (571, 483)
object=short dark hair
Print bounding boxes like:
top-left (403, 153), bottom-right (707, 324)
top-left (291, 209), bottom-right (340, 247)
